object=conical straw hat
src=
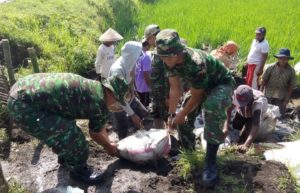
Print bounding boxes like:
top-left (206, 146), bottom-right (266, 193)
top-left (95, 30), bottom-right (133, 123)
top-left (99, 28), bottom-right (123, 42)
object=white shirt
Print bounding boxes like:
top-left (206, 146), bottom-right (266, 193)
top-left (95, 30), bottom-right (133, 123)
top-left (95, 44), bottom-right (115, 78)
top-left (247, 39), bottom-right (269, 65)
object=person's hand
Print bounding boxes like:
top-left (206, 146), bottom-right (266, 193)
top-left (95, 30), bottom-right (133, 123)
top-left (256, 68), bottom-right (263, 76)
top-left (105, 142), bottom-right (118, 156)
top-left (173, 111), bottom-right (186, 125)
top-left (130, 114), bottom-right (144, 129)
top-left (222, 127), bottom-right (229, 138)
top-left (167, 117), bottom-right (176, 130)
top-left (237, 144), bottom-right (250, 153)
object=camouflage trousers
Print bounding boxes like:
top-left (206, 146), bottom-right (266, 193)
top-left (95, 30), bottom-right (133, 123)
top-left (177, 90), bottom-right (201, 150)
top-left (202, 84), bottom-right (233, 144)
top-left (7, 97), bottom-right (89, 171)
top-left (149, 57), bottom-right (169, 121)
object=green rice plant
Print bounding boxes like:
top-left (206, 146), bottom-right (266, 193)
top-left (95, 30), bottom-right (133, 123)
top-left (177, 149), bottom-right (205, 179)
top-left (137, 0), bottom-right (300, 67)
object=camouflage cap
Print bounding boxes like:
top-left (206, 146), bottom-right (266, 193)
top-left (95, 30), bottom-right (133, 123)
top-left (154, 29), bottom-right (184, 56)
top-left (102, 75), bottom-right (129, 105)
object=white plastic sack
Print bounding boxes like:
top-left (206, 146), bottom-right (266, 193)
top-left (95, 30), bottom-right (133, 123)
top-left (117, 129), bottom-right (171, 164)
top-left (295, 62), bottom-right (300, 75)
top-left (264, 140), bottom-right (300, 186)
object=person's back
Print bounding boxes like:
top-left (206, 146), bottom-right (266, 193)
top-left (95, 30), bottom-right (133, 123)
top-left (9, 73), bottom-right (107, 119)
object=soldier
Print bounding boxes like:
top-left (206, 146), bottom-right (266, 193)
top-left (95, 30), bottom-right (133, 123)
top-left (7, 73), bottom-right (122, 184)
top-left (155, 29), bottom-right (235, 187)
top-left (143, 24), bottom-right (169, 129)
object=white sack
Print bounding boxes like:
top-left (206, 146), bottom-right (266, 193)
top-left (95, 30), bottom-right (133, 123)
top-left (117, 129), bottom-right (171, 164)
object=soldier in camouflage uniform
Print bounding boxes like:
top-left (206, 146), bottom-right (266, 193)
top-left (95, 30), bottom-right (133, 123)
top-left (142, 24), bottom-right (169, 129)
top-left (7, 73), bottom-right (124, 184)
top-left (155, 29), bottom-right (235, 187)
top-left (145, 25), bottom-right (196, 149)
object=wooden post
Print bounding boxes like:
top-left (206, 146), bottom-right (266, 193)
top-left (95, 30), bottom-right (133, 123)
top-left (0, 164), bottom-right (9, 193)
top-left (27, 47), bottom-right (40, 73)
top-left (1, 39), bottom-right (16, 85)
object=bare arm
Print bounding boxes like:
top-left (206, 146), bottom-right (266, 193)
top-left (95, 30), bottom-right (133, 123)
top-left (260, 79), bottom-right (266, 92)
top-left (89, 129), bottom-right (118, 156)
top-left (244, 110), bottom-right (261, 146)
top-left (143, 71), bottom-right (151, 87)
top-left (257, 53), bottom-right (268, 76)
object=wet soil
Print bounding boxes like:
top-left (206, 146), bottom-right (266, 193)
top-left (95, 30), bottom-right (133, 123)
top-left (0, 119), bottom-right (296, 193)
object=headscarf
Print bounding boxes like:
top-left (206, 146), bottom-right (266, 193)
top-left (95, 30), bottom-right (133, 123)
top-left (109, 41), bottom-right (142, 83)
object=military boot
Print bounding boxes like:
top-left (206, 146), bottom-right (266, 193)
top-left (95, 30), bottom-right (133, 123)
top-left (202, 143), bottom-right (219, 187)
top-left (70, 165), bottom-right (104, 184)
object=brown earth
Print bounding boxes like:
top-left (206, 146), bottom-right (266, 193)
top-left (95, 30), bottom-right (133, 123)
top-left (0, 119), bottom-right (296, 193)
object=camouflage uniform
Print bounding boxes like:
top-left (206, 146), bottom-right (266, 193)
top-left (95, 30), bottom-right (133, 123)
top-left (149, 53), bottom-right (169, 121)
top-left (155, 30), bottom-right (235, 145)
top-left (178, 90), bottom-right (201, 149)
top-left (7, 73), bottom-right (109, 171)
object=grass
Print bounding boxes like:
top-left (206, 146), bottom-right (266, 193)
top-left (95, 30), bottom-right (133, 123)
top-left (137, 0), bottom-right (300, 65)
top-left (8, 179), bottom-right (29, 193)
top-left (0, 0), bottom-right (139, 77)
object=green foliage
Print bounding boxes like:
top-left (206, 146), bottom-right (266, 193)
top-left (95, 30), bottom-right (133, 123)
top-left (177, 149), bottom-right (205, 179)
top-left (137, 0), bottom-right (300, 64)
top-left (8, 179), bottom-right (29, 193)
top-left (0, 0), bottom-right (139, 77)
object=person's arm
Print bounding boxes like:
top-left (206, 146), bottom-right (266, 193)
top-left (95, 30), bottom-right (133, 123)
top-left (257, 53), bottom-right (268, 76)
top-left (238, 109), bottom-right (261, 152)
top-left (223, 105), bottom-right (234, 136)
top-left (143, 71), bottom-right (151, 87)
top-left (95, 47), bottom-right (104, 75)
top-left (260, 79), bottom-right (266, 92)
top-left (172, 87), bottom-right (205, 128)
top-left (89, 129), bottom-right (118, 156)
top-left (167, 76), bottom-right (182, 129)
top-left (284, 71), bottom-right (296, 106)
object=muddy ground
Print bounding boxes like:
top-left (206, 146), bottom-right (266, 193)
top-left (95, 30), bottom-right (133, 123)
top-left (0, 118), bottom-right (297, 193)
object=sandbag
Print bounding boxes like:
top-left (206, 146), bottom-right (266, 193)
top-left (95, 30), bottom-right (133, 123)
top-left (117, 129), bottom-right (171, 164)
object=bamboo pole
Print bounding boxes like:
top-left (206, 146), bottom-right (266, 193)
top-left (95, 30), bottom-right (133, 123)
top-left (1, 39), bottom-right (16, 85)
top-left (27, 47), bottom-right (40, 73)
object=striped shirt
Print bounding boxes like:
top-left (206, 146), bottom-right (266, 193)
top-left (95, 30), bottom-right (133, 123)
top-left (262, 63), bottom-right (296, 100)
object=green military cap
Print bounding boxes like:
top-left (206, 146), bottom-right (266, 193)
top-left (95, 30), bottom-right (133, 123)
top-left (154, 29), bottom-right (184, 56)
top-left (102, 75), bottom-right (129, 105)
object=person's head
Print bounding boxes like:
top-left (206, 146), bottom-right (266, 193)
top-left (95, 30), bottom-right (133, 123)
top-left (143, 24), bottom-right (160, 47)
top-left (233, 85), bottom-right (254, 108)
top-left (103, 41), bottom-right (116, 47)
top-left (99, 28), bottom-right (123, 46)
top-left (154, 29), bottom-right (185, 68)
top-left (102, 75), bottom-right (129, 108)
top-left (142, 39), bottom-right (151, 51)
top-left (255, 27), bottom-right (266, 42)
top-left (222, 40), bottom-right (239, 56)
top-left (274, 48), bottom-right (294, 67)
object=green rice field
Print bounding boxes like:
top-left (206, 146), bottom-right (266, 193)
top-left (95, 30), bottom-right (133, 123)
top-left (137, 0), bottom-right (300, 64)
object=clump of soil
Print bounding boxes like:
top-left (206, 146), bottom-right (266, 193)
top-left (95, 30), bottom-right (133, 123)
top-left (192, 155), bottom-right (295, 193)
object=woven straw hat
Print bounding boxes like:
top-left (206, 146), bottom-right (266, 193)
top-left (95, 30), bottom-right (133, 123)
top-left (99, 28), bottom-right (123, 42)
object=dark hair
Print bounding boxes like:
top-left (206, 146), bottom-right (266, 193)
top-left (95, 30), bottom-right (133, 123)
top-left (142, 40), bottom-right (149, 47)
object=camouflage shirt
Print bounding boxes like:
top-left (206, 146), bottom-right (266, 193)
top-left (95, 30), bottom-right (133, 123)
top-left (166, 48), bottom-right (235, 90)
top-left (9, 73), bottom-right (109, 132)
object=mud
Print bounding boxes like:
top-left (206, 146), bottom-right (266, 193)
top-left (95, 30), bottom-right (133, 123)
top-left (1, 119), bottom-right (296, 193)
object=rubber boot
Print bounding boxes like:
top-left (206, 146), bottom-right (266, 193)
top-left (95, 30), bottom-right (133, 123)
top-left (202, 143), bottom-right (219, 187)
top-left (69, 165), bottom-right (104, 185)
